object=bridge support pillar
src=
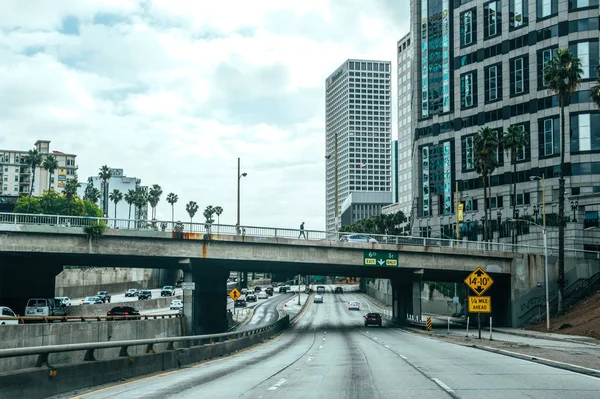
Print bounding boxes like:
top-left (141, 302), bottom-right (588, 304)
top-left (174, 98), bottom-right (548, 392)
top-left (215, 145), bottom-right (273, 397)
top-left (391, 278), bottom-right (422, 324)
top-left (183, 267), bottom-right (229, 336)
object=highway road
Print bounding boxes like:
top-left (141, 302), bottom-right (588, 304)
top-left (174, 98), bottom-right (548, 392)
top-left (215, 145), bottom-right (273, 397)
top-left (69, 288), bottom-right (183, 306)
top-left (64, 290), bottom-right (600, 399)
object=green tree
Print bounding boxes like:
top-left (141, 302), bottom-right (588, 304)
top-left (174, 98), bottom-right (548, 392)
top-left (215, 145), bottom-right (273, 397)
top-left (203, 205), bottom-right (215, 224)
top-left (63, 178), bottom-right (81, 215)
top-left (148, 184), bottom-right (163, 220)
top-left (166, 193), bottom-right (178, 224)
top-left (124, 189), bottom-right (136, 229)
top-left (98, 165), bottom-right (112, 217)
top-left (134, 189), bottom-right (148, 228)
top-left (13, 187), bottom-right (101, 217)
top-left (42, 155), bottom-right (59, 192)
top-left (109, 189), bottom-right (123, 220)
top-left (590, 66), bottom-right (600, 108)
top-left (214, 206), bottom-right (223, 224)
top-left (502, 124), bottom-right (528, 244)
top-left (24, 148), bottom-right (43, 212)
top-left (186, 201), bottom-right (199, 224)
top-left (474, 126), bottom-right (499, 242)
top-left (342, 211), bottom-right (407, 236)
top-left (543, 48), bottom-right (582, 314)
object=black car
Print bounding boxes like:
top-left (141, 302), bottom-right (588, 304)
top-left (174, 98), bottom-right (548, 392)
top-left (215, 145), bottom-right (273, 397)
top-left (161, 286), bottom-right (175, 296)
top-left (107, 306), bottom-right (140, 318)
top-left (279, 286), bottom-right (289, 293)
top-left (96, 291), bottom-right (111, 303)
top-left (265, 287), bottom-right (274, 296)
top-left (335, 287), bottom-right (344, 294)
top-left (234, 298), bottom-right (247, 308)
top-left (138, 290), bottom-right (152, 300)
top-left (245, 293), bottom-right (257, 302)
top-left (254, 286), bottom-right (262, 292)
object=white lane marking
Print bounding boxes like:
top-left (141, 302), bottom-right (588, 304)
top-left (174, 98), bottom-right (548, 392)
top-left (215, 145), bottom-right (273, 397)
top-left (384, 345), bottom-right (389, 348)
top-left (399, 355), bottom-right (407, 360)
top-left (319, 345), bottom-right (323, 349)
top-left (306, 357), bottom-right (313, 363)
top-left (322, 337), bottom-right (326, 341)
top-left (373, 337), bottom-right (378, 341)
top-left (431, 378), bottom-right (454, 393)
top-left (267, 379), bottom-right (287, 391)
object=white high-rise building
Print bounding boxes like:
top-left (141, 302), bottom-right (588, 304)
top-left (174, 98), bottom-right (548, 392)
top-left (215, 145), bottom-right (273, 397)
top-left (0, 140), bottom-right (78, 197)
top-left (325, 59), bottom-right (393, 232)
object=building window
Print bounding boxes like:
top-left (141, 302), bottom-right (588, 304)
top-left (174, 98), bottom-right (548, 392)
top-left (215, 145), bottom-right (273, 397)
top-left (484, 1), bottom-right (502, 38)
top-left (460, 71), bottom-right (477, 109)
top-left (460, 9), bottom-right (476, 47)
top-left (537, 47), bottom-right (558, 89)
top-left (539, 117), bottom-right (560, 156)
top-left (510, 0), bottom-right (528, 29)
top-left (510, 55), bottom-right (529, 96)
top-left (514, 124), bottom-right (530, 161)
top-left (569, 0), bottom-right (598, 10)
top-left (462, 136), bottom-right (475, 171)
top-left (571, 113), bottom-right (600, 152)
top-left (485, 63), bottom-right (502, 102)
top-left (537, 0), bottom-right (557, 18)
top-left (569, 41), bottom-right (599, 80)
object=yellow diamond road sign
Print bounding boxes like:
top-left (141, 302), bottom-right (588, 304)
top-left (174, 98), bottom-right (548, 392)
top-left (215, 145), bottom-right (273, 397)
top-left (464, 267), bottom-right (494, 296)
top-left (228, 288), bottom-right (241, 301)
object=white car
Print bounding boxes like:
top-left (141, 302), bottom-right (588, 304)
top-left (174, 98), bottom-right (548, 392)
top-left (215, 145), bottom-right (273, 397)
top-left (340, 234), bottom-right (378, 243)
top-left (55, 297), bottom-right (71, 307)
top-left (82, 296), bottom-right (103, 305)
top-left (170, 300), bottom-right (183, 311)
top-left (348, 301), bottom-right (361, 311)
top-left (314, 295), bottom-right (324, 303)
top-left (257, 291), bottom-right (268, 299)
top-left (0, 306), bottom-right (18, 325)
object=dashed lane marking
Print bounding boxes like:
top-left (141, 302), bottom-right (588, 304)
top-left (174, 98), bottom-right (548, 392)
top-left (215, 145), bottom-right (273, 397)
top-left (267, 379), bottom-right (287, 391)
top-left (431, 378), bottom-right (455, 394)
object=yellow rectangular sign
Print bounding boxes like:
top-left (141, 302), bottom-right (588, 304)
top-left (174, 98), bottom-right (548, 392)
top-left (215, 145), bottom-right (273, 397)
top-left (458, 203), bottom-right (464, 221)
top-left (468, 296), bottom-right (492, 313)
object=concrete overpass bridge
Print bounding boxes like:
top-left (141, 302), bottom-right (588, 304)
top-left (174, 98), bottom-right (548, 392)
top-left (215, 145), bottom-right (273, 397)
top-left (1, 212), bottom-right (597, 333)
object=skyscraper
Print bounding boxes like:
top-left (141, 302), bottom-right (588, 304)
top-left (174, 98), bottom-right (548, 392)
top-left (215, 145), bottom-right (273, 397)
top-left (410, 0), bottom-right (600, 249)
top-left (325, 59), bottom-right (393, 232)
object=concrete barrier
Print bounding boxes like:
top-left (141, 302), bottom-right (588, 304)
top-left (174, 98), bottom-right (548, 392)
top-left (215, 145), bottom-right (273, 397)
top-left (0, 318), bottom-right (182, 374)
top-left (67, 295), bottom-right (183, 316)
top-left (0, 316), bottom-right (289, 399)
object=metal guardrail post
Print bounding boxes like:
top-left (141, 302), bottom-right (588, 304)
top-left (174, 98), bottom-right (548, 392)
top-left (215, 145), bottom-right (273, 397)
top-left (84, 348), bottom-right (96, 361)
top-left (36, 353), bottom-right (49, 367)
top-left (119, 346), bottom-right (129, 357)
top-left (146, 344), bottom-right (154, 354)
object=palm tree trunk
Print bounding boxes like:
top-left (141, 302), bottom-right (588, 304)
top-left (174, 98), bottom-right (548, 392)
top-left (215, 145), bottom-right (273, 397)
top-left (488, 175), bottom-right (493, 243)
top-left (512, 151), bottom-right (517, 245)
top-left (48, 172), bottom-right (52, 192)
top-left (558, 98), bottom-right (566, 314)
top-left (171, 205), bottom-right (174, 225)
top-left (482, 176), bottom-right (487, 241)
top-left (114, 203), bottom-right (118, 228)
top-left (27, 170), bottom-right (35, 212)
top-left (128, 204), bottom-right (132, 229)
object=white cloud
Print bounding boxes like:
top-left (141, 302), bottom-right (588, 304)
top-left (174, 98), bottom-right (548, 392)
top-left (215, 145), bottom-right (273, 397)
top-left (0, 0), bottom-right (409, 230)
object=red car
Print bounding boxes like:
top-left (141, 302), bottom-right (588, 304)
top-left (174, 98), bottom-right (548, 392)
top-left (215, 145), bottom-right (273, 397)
top-left (364, 313), bottom-right (382, 327)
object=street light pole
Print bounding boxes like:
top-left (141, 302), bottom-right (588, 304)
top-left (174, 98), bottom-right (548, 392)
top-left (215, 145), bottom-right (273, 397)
top-left (236, 157), bottom-right (248, 235)
top-left (334, 133), bottom-right (339, 230)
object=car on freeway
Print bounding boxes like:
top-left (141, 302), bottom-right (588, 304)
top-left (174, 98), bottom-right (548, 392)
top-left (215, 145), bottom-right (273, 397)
top-left (339, 234), bottom-right (378, 243)
top-left (161, 286), bottom-right (176, 296)
top-left (241, 288), bottom-right (248, 295)
top-left (348, 301), bottom-right (361, 311)
top-left (138, 290), bottom-right (152, 300)
top-left (170, 300), bottom-right (183, 312)
top-left (55, 297), bottom-right (71, 306)
top-left (364, 313), bottom-right (382, 327)
top-left (81, 296), bottom-right (103, 305)
top-left (96, 291), bottom-right (111, 303)
top-left (0, 306), bottom-right (19, 325)
top-left (314, 295), bottom-right (324, 303)
top-left (107, 306), bottom-right (140, 318)
top-left (254, 286), bottom-right (262, 292)
top-left (265, 287), bottom-right (274, 296)
top-left (234, 298), bottom-right (247, 308)
top-left (257, 291), bottom-right (268, 299)
top-left (278, 286), bottom-right (289, 293)
top-left (316, 285), bottom-right (326, 294)
top-left (26, 298), bottom-right (67, 316)
top-left (334, 287), bottom-right (344, 294)
top-left (245, 293), bottom-right (257, 302)
top-left (125, 289), bottom-right (139, 297)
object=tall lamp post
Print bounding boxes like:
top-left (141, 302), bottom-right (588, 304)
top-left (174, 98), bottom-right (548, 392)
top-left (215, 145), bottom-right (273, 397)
top-left (236, 157), bottom-right (248, 235)
top-left (570, 200), bottom-right (578, 223)
top-left (325, 132), bottom-right (339, 232)
top-left (496, 211), bottom-right (502, 243)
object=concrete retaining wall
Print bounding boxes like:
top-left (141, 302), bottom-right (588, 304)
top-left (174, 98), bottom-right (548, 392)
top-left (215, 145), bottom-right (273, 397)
top-left (55, 267), bottom-right (167, 298)
top-left (0, 318), bottom-right (182, 374)
top-left (66, 295), bottom-right (183, 316)
top-left (0, 316), bottom-right (289, 399)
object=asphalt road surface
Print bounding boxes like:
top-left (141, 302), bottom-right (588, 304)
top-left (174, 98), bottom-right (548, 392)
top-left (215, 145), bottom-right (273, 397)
top-left (70, 288), bottom-right (183, 306)
top-left (66, 291), bottom-right (600, 399)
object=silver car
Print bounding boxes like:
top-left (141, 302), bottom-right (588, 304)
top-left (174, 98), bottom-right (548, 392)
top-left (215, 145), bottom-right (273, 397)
top-left (339, 234), bottom-right (378, 243)
top-left (314, 295), bottom-right (324, 303)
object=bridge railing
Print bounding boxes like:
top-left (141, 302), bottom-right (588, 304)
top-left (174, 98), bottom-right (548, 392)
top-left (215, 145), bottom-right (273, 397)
top-left (0, 313), bottom-right (182, 324)
top-left (1, 212), bottom-right (598, 259)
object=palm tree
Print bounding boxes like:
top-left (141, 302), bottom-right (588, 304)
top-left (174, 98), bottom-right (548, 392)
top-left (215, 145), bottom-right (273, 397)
top-left (148, 184), bottom-right (163, 220)
top-left (502, 124), bottom-right (528, 244)
top-left (474, 126), bottom-right (499, 242)
top-left (186, 201), bottom-right (199, 224)
top-left (203, 205), bottom-right (215, 224)
top-left (24, 149), bottom-right (43, 212)
top-left (590, 65), bottom-right (600, 108)
top-left (166, 193), bottom-right (178, 224)
top-left (63, 178), bottom-right (81, 215)
top-left (124, 189), bottom-right (136, 229)
top-left (86, 187), bottom-right (101, 204)
top-left (214, 206), bottom-right (223, 233)
top-left (543, 48), bottom-right (583, 314)
top-left (42, 155), bottom-right (59, 192)
top-left (109, 189), bottom-right (123, 226)
top-left (134, 189), bottom-right (148, 229)
top-left (98, 165), bottom-right (112, 217)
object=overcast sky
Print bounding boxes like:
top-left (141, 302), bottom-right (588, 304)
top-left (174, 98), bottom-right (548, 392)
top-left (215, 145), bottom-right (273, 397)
top-left (0, 0), bottom-right (408, 230)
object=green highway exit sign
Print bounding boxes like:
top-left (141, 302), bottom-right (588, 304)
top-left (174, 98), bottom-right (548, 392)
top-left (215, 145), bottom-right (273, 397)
top-left (363, 251), bottom-right (398, 267)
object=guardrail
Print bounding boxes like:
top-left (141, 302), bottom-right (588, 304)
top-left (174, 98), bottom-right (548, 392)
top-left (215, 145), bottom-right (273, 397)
top-left (0, 314), bottom-right (289, 368)
top-left (0, 313), bottom-right (181, 324)
top-left (1, 211), bottom-right (599, 259)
